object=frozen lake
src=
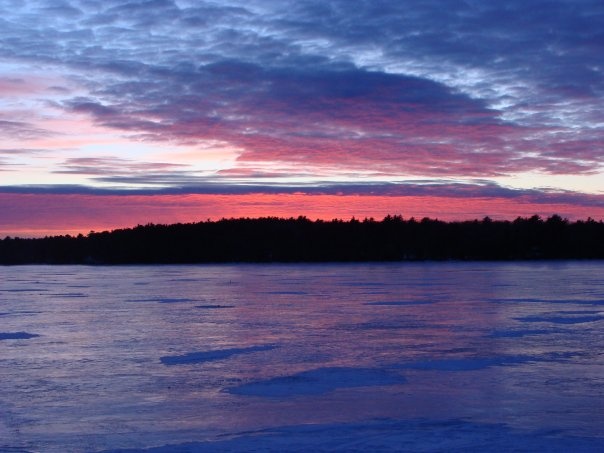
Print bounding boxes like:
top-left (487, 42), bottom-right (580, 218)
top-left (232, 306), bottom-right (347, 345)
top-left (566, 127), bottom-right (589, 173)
top-left (1, 262), bottom-right (604, 452)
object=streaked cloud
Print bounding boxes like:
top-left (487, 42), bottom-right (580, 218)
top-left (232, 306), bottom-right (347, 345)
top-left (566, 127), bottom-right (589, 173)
top-left (2, 180), bottom-right (604, 209)
top-left (0, 120), bottom-right (51, 140)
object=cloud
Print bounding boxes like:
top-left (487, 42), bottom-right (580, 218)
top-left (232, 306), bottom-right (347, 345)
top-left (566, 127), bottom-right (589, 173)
top-left (0, 120), bottom-right (51, 140)
top-left (0, 148), bottom-right (45, 172)
top-left (65, 61), bottom-right (533, 176)
top-left (2, 180), bottom-right (604, 210)
top-left (0, 0), bottom-right (603, 187)
top-left (0, 148), bottom-right (47, 155)
top-left (54, 156), bottom-right (188, 176)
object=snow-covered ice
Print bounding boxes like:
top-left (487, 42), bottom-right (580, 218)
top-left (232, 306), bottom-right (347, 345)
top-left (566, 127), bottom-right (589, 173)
top-left (1, 262), bottom-right (603, 452)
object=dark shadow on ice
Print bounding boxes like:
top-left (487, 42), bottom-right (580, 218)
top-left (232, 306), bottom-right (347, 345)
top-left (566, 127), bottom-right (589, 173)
top-left (516, 315), bottom-right (604, 324)
top-left (155, 298), bottom-right (197, 304)
top-left (492, 298), bottom-right (604, 306)
top-left (160, 345), bottom-right (276, 365)
top-left (488, 329), bottom-right (553, 338)
top-left (0, 332), bottom-right (39, 340)
top-left (399, 356), bottom-right (535, 371)
top-left (364, 300), bottom-right (434, 306)
top-left (195, 304), bottom-right (234, 309)
top-left (0, 288), bottom-right (49, 292)
top-left (128, 298), bottom-right (197, 304)
top-left (97, 418), bottom-right (604, 453)
top-left (228, 367), bottom-right (406, 397)
top-left (489, 297), bottom-right (548, 303)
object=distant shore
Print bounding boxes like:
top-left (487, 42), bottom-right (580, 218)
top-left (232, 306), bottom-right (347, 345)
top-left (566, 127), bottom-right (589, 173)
top-left (2, 215), bottom-right (604, 264)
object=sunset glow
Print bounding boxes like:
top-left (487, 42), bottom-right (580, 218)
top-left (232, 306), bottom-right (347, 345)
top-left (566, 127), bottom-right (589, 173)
top-left (2, 1), bottom-right (604, 236)
top-left (2, 192), bottom-right (603, 239)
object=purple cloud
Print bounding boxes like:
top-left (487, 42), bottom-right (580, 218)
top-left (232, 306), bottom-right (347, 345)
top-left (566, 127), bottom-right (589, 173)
top-left (0, 120), bottom-right (50, 140)
top-left (0, 0), bottom-right (603, 191)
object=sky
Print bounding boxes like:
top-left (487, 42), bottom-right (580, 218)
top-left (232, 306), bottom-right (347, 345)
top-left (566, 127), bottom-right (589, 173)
top-left (1, 0), bottom-right (604, 237)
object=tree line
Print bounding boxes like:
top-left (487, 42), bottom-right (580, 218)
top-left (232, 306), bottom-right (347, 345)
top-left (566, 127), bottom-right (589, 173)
top-left (1, 215), bottom-right (604, 264)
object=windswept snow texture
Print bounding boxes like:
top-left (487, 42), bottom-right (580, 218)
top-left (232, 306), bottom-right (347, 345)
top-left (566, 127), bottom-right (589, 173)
top-left (1, 262), bottom-right (604, 452)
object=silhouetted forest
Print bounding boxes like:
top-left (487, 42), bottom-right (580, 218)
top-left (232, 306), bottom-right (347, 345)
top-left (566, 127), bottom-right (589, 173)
top-left (1, 215), bottom-right (604, 264)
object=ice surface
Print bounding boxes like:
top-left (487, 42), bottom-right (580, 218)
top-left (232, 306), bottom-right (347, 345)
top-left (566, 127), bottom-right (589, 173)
top-left (1, 262), bottom-right (604, 452)
top-left (228, 366), bottom-right (406, 397)
top-left (99, 419), bottom-right (604, 453)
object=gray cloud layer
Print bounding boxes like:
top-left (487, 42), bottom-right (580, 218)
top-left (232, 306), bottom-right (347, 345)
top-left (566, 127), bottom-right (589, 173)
top-left (2, 180), bottom-right (604, 210)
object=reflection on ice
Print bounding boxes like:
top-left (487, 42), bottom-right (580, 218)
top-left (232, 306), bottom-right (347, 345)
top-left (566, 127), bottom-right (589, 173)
top-left (1, 262), bottom-right (603, 452)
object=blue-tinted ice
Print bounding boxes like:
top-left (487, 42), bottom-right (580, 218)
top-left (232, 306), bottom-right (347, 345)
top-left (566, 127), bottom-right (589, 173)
top-left (1, 262), bottom-right (603, 452)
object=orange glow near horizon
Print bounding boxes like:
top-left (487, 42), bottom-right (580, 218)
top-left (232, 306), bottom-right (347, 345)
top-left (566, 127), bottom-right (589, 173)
top-left (2, 192), bottom-right (603, 238)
